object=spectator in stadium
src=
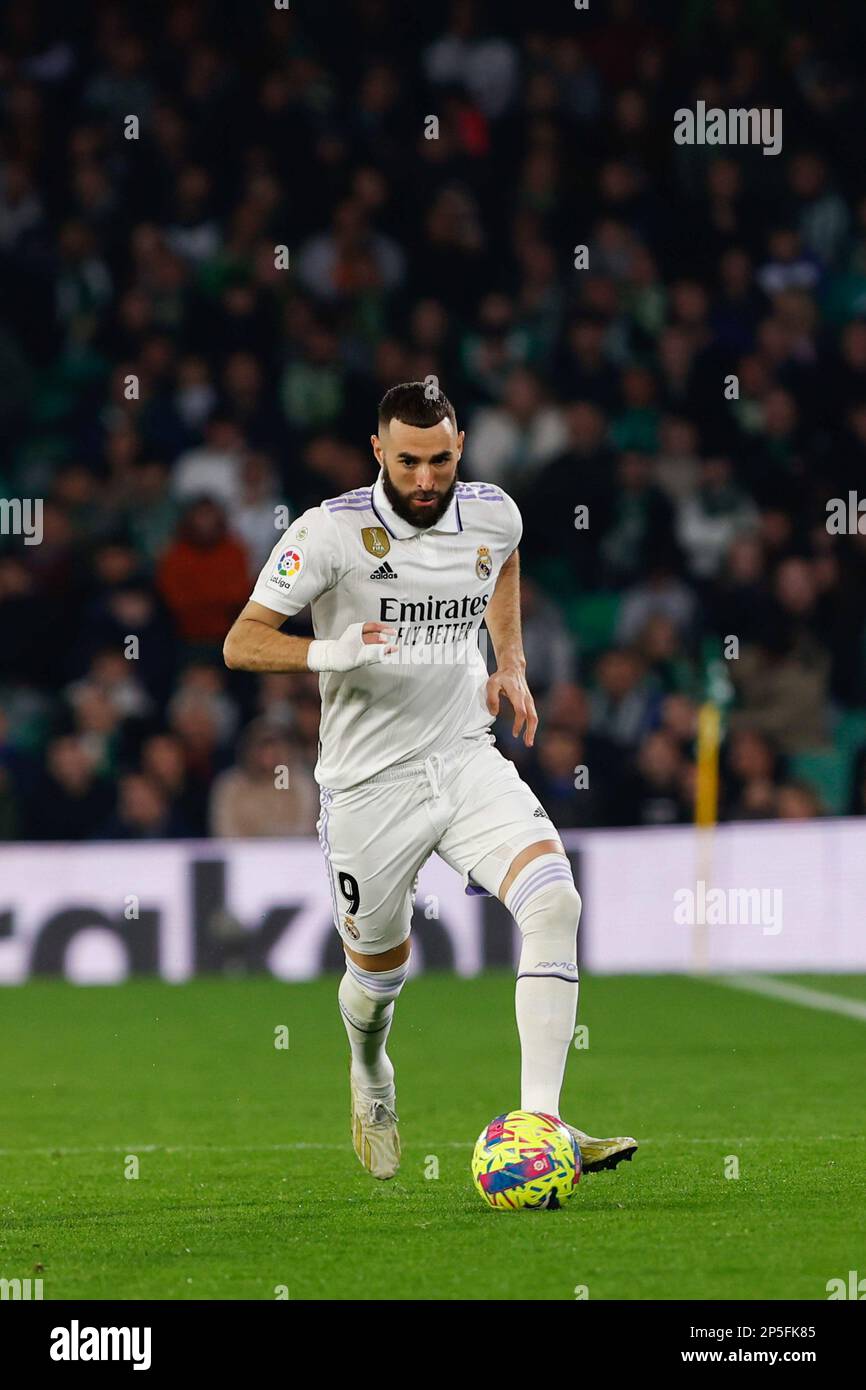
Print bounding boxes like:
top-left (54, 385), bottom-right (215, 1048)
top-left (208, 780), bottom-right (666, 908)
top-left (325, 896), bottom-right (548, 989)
top-left (617, 559), bottom-right (698, 647)
top-left (588, 647), bottom-right (657, 750)
top-left (467, 366), bottom-right (568, 490)
top-left (2, 0), bottom-right (865, 843)
top-left (156, 498), bottom-right (251, 647)
top-left (101, 771), bottom-right (191, 839)
top-left (26, 736), bottom-right (114, 841)
top-left (209, 719), bottom-right (319, 838)
top-left (675, 457), bottom-right (759, 581)
top-left (139, 732), bottom-right (202, 838)
top-left (729, 625), bottom-right (830, 754)
top-left (597, 452), bottom-right (676, 588)
top-left (721, 728), bottom-right (784, 822)
top-left (615, 729), bottom-right (692, 827)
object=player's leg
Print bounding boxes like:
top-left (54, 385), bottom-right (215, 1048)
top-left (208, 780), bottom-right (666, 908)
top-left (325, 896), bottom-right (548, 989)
top-left (475, 836), bottom-right (581, 1119)
top-left (435, 742), bottom-right (637, 1172)
top-left (339, 937), bottom-right (410, 1181)
top-left (317, 779), bottom-right (430, 1179)
top-left (471, 835), bottom-right (637, 1171)
top-left (339, 939), bottom-right (409, 1099)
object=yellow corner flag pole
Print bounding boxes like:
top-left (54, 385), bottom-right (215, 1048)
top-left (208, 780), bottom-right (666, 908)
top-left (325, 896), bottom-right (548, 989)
top-left (693, 701), bottom-right (720, 973)
top-left (693, 676), bottom-right (726, 973)
top-left (695, 702), bottom-right (721, 830)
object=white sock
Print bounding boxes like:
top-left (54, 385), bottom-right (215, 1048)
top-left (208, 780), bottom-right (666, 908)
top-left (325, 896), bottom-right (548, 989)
top-left (505, 855), bottom-right (581, 1117)
top-left (338, 964), bottom-right (405, 1098)
top-left (515, 972), bottom-right (579, 1116)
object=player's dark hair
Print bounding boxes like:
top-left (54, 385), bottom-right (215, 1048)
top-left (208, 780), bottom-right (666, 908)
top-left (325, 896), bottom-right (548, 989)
top-left (378, 381), bottom-right (456, 431)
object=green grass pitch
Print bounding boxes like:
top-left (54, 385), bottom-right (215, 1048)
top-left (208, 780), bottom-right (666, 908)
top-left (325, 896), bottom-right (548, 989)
top-left (1, 972), bottom-right (864, 1300)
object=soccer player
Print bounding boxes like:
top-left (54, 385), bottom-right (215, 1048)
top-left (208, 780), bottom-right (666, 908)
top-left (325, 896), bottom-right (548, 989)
top-left (224, 383), bottom-right (637, 1179)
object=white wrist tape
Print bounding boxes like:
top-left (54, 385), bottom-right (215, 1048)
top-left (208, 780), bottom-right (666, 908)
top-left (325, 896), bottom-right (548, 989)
top-left (307, 621), bottom-right (395, 673)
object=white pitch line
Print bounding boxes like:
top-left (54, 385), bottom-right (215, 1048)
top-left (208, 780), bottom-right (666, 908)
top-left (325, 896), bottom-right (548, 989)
top-left (0, 1136), bottom-right (861, 1159)
top-left (696, 972), bottom-right (866, 1022)
top-left (0, 1141), bottom-right (468, 1157)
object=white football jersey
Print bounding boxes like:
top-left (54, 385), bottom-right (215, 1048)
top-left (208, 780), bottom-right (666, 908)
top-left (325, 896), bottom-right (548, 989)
top-left (250, 470), bottom-right (523, 789)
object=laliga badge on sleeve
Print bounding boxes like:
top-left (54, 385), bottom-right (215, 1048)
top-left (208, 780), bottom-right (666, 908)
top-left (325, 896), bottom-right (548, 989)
top-left (267, 545), bottom-right (304, 593)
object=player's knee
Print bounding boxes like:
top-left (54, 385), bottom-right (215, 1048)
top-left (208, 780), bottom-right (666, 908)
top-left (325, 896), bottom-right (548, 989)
top-left (513, 882), bottom-right (581, 988)
top-left (344, 952), bottom-right (410, 1005)
top-left (506, 857), bottom-right (582, 963)
top-left (521, 880), bottom-right (581, 945)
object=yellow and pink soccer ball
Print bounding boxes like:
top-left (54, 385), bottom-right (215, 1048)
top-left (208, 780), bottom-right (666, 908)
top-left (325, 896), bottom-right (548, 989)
top-left (471, 1109), bottom-right (582, 1210)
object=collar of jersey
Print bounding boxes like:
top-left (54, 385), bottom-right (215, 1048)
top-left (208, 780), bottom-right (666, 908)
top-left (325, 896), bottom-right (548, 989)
top-left (369, 470), bottom-right (462, 538)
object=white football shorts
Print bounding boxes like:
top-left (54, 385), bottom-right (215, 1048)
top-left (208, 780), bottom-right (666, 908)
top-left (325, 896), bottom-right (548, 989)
top-left (316, 733), bottom-right (564, 954)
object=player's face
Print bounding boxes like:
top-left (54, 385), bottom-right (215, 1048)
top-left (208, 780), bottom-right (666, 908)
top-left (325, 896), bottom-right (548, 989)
top-left (372, 417), bottom-right (464, 529)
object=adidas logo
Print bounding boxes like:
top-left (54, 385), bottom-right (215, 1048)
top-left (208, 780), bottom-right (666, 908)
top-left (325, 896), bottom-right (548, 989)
top-left (369, 561), bottom-right (399, 580)
top-left (533, 806), bottom-right (550, 818)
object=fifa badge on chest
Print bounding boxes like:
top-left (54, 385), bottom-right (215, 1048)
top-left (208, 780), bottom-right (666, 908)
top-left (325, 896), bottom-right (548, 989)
top-left (361, 527), bottom-right (390, 557)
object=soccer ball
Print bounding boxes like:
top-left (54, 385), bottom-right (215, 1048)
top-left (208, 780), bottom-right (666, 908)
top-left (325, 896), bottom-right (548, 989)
top-left (471, 1110), bottom-right (582, 1210)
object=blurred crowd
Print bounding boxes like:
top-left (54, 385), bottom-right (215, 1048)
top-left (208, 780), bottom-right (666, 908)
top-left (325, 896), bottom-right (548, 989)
top-left (2, 0), bottom-right (866, 840)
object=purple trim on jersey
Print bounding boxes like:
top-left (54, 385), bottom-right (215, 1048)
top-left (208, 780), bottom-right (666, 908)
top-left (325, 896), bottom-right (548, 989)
top-left (455, 485), bottom-right (504, 502)
top-left (324, 489), bottom-right (372, 512)
top-left (324, 502), bottom-right (374, 512)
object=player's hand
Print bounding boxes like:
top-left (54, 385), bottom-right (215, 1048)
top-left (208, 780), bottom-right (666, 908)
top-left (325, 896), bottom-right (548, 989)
top-left (485, 665), bottom-right (538, 747)
top-left (307, 621), bottom-right (398, 672)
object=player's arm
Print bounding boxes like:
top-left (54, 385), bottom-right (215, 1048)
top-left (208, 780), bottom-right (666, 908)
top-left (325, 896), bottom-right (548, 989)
top-left (483, 547), bottom-right (538, 747)
top-left (224, 511), bottom-right (396, 673)
top-left (223, 601), bottom-right (396, 673)
top-left (224, 600), bottom-right (315, 671)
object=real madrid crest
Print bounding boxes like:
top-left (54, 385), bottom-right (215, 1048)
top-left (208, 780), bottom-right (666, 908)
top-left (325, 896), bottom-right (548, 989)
top-left (361, 526), bottom-right (390, 558)
top-left (475, 545), bottom-right (492, 580)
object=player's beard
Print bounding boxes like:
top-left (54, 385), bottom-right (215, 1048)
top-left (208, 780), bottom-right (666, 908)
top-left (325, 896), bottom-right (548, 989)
top-left (381, 465), bottom-right (458, 530)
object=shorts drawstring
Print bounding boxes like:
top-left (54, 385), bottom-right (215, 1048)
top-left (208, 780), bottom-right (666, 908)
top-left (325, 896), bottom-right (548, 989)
top-left (424, 752), bottom-right (444, 798)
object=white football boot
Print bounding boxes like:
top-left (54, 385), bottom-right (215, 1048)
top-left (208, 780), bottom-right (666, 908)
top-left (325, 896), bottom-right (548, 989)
top-left (350, 1074), bottom-right (400, 1180)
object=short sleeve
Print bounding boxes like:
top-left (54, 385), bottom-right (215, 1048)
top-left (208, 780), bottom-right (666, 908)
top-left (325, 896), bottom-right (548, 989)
top-left (250, 506), bottom-right (344, 616)
top-left (500, 488), bottom-right (523, 553)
